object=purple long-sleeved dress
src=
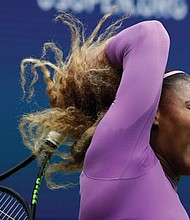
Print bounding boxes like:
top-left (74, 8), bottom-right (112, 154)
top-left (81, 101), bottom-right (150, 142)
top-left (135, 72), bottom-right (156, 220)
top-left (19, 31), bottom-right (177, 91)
top-left (79, 20), bottom-right (189, 220)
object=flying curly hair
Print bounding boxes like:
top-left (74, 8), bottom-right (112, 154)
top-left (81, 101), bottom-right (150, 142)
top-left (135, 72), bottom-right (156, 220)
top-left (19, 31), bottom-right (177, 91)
top-left (19, 11), bottom-right (125, 189)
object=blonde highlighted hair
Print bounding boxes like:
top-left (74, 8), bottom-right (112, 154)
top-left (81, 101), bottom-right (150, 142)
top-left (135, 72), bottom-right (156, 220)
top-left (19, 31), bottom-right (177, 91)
top-left (19, 11), bottom-right (125, 189)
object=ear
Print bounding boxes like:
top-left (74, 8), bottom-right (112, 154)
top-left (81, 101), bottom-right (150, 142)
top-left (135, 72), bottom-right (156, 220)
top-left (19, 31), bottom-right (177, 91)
top-left (153, 110), bottom-right (160, 126)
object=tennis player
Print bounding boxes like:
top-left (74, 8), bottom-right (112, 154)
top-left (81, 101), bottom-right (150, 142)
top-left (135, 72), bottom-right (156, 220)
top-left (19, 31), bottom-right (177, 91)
top-left (19, 12), bottom-right (190, 219)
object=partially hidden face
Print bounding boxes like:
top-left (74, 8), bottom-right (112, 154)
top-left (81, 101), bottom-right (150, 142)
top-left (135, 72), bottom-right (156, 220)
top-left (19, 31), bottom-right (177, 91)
top-left (158, 82), bottom-right (190, 175)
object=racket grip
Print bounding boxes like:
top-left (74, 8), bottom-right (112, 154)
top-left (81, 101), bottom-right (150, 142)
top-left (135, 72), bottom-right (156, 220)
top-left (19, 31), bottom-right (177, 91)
top-left (46, 131), bottom-right (65, 146)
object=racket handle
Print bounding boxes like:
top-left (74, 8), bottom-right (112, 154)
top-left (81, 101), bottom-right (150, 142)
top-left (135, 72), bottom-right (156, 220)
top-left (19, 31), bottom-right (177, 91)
top-left (46, 131), bottom-right (65, 147)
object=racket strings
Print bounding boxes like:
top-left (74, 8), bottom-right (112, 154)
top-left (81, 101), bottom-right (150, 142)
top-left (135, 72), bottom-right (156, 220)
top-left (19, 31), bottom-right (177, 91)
top-left (0, 191), bottom-right (29, 220)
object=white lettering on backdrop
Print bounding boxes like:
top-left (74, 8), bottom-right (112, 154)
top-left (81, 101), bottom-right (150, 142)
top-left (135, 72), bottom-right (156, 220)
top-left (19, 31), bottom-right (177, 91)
top-left (36, 0), bottom-right (188, 21)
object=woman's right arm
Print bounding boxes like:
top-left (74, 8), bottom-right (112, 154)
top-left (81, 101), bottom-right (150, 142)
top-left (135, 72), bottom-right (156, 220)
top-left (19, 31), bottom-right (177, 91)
top-left (83, 21), bottom-right (170, 178)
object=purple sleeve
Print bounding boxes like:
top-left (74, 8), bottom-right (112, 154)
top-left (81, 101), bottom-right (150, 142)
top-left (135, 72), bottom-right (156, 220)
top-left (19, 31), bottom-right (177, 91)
top-left (83, 21), bottom-right (170, 179)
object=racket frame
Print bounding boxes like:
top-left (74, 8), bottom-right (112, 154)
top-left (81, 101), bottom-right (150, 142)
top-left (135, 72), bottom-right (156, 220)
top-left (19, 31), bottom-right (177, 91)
top-left (0, 140), bottom-right (57, 220)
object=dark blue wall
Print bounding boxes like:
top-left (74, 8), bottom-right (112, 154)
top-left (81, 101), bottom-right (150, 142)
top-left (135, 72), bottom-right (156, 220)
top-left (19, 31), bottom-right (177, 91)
top-left (0, 1), bottom-right (190, 219)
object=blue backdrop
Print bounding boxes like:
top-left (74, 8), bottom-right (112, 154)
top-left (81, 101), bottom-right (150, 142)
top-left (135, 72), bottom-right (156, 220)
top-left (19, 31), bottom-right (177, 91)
top-left (0, 0), bottom-right (190, 219)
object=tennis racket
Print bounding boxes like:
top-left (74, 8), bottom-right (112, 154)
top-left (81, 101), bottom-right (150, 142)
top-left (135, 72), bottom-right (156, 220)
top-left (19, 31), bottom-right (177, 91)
top-left (0, 131), bottom-right (65, 220)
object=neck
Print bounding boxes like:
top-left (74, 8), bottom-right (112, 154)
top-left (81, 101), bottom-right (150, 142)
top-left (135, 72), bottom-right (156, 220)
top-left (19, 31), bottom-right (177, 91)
top-left (156, 153), bottom-right (180, 190)
top-left (150, 129), bottom-right (181, 190)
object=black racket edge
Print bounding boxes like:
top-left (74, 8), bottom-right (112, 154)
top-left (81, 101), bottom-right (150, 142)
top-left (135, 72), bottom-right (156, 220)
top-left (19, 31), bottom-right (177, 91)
top-left (0, 154), bottom-right (36, 181)
top-left (0, 185), bottom-right (32, 219)
top-left (30, 140), bottom-right (57, 219)
top-left (0, 140), bottom-right (57, 219)
top-left (0, 153), bottom-right (53, 220)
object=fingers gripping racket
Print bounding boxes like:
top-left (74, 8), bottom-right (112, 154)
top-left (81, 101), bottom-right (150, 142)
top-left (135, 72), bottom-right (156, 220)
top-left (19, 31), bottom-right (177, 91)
top-left (0, 131), bottom-right (65, 220)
